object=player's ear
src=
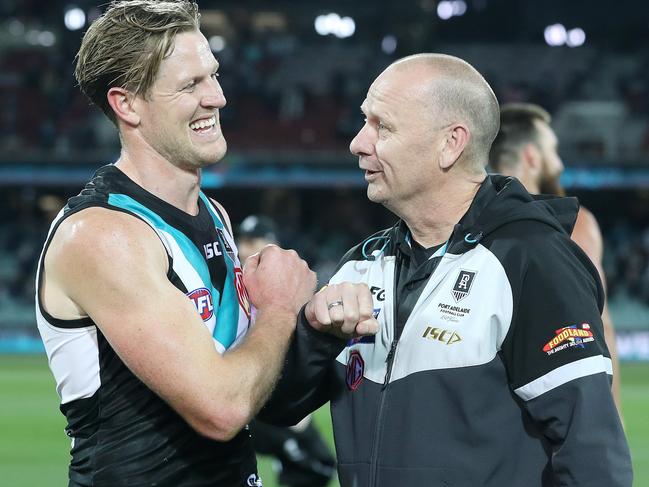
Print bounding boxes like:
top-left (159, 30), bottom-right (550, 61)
top-left (107, 87), bottom-right (140, 127)
top-left (522, 142), bottom-right (542, 175)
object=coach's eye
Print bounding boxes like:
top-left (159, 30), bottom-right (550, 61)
top-left (378, 122), bottom-right (390, 132)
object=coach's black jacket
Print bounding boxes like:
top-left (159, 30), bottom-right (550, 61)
top-left (261, 175), bottom-right (632, 487)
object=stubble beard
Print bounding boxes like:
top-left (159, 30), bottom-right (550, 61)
top-left (539, 173), bottom-right (565, 196)
top-left (164, 133), bottom-right (227, 171)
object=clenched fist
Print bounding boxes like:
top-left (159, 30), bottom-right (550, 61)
top-left (305, 282), bottom-right (379, 339)
top-left (243, 245), bottom-right (316, 320)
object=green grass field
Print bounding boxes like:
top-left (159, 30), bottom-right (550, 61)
top-left (0, 354), bottom-right (646, 486)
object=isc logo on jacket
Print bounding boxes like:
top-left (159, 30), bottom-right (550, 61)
top-left (422, 326), bottom-right (462, 345)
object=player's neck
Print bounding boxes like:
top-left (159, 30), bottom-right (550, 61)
top-left (116, 148), bottom-right (202, 216)
top-left (523, 177), bottom-right (540, 195)
top-left (515, 170), bottom-right (540, 195)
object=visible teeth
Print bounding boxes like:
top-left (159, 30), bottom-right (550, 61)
top-left (190, 116), bottom-right (216, 130)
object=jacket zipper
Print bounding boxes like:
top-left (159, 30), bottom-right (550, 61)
top-left (382, 340), bottom-right (398, 389)
top-left (368, 338), bottom-right (398, 487)
top-left (368, 248), bottom-right (403, 487)
top-left (367, 250), bottom-right (446, 487)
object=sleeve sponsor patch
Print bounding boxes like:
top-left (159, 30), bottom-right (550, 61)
top-left (543, 323), bottom-right (594, 355)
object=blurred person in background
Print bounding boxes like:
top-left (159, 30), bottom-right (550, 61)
top-left (237, 215), bottom-right (336, 487)
top-left (260, 54), bottom-right (631, 486)
top-left (35, 1), bottom-right (316, 485)
top-left (489, 102), bottom-right (623, 415)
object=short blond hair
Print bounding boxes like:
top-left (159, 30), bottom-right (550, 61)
top-left (75, 0), bottom-right (200, 124)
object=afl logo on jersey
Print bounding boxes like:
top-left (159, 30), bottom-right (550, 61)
top-left (187, 288), bottom-right (214, 321)
top-left (234, 267), bottom-right (252, 320)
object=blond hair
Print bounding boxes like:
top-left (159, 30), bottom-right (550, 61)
top-left (75, 0), bottom-right (200, 124)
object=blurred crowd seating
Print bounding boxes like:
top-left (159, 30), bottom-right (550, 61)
top-left (1, 187), bottom-right (648, 332)
top-left (1, 37), bottom-right (649, 163)
top-left (1, 20), bottom-right (649, 333)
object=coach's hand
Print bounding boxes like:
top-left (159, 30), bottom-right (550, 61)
top-left (244, 245), bottom-right (316, 320)
top-left (305, 283), bottom-right (379, 339)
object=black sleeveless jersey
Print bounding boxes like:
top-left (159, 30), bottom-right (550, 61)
top-left (36, 165), bottom-right (261, 486)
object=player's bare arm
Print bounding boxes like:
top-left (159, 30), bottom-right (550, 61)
top-left (573, 207), bottom-right (603, 265)
top-left (572, 206), bottom-right (622, 414)
top-left (42, 207), bottom-right (314, 441)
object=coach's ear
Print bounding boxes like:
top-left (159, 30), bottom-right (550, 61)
top-left (107, 87), bottom-right (140, 127)
top-left (439, 123), bottom-right (470, 170)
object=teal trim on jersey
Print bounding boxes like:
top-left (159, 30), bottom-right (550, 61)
top-left (107, 194), bottom-right (237, 349)
top-left (108, 193), bottom-right (212, 285)
top-left (199, 192), bottom-right (224, 229)
top-left (199, 192), bottom-right (242, 347)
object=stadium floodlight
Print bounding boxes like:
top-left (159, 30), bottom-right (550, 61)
top-left (381, 35), bottom-right (397, 55)
top-left (452, 0), bottom-right (468, 16)
top-left (544, 23), bottom-right (567, 46)
top-left (64, 7), bottom-right (86, 31)
top-left (209, 35), bottom-right (226, 52)
top-left (315, 13), bottom-right (337, 36)
top-left (336, 16), bottom-right (356, 39)
top-left (26, 29), bottom-right (40, 45)
top-left (566, 28), bottom-right (586, 47)
top-left (324, 13), bottom-right (340, 33)
top-left (437, 1), bottom-right (454, 20)
top-left (314, 15), bottom-right (327, 35)
top-left (38, 31), bottom-right (56, 47)
top-left (8, 19), bottom-right (25, 36)
top-left (314, 13), bottom-right (355, 38)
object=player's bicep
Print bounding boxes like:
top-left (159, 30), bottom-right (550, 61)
top-left (571, 208), bottom-right (603, 267)
top-left (49, 210), bottom-right (221, 411)
top-left (49, 209), bottom-right (170, 327)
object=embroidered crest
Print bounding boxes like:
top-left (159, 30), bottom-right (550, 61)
top-left (452, 270), bottom-right (476, 302)
top-left (346, 351), bottom-right (365, 391)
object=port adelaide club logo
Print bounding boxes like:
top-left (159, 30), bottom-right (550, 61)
top-left (451, 269), bottom-right (476, 302)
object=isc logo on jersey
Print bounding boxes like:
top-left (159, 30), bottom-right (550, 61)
top-left (187, 287), bottom-right (214, 321)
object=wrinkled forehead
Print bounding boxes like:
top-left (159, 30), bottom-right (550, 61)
top-left (363, 69), bottom-right (424, 115)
